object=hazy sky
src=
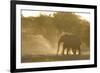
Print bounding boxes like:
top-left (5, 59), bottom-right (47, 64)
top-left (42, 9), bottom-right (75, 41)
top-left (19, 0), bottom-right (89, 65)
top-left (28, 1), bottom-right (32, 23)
top-left (22, 11), bottom-right (90, 22)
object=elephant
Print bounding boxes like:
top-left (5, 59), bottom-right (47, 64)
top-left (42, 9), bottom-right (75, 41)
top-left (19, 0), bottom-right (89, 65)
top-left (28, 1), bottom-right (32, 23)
top-left (57, 34), bottom-right (81, 56)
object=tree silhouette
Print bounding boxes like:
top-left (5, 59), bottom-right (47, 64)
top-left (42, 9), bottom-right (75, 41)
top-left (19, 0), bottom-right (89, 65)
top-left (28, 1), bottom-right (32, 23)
top-left (21, 12), bottom-right (90, 48)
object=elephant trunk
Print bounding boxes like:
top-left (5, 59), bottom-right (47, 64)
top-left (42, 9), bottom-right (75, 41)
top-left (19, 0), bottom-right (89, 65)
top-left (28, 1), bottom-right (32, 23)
top-left (57, 40), bottom-right (61, 56)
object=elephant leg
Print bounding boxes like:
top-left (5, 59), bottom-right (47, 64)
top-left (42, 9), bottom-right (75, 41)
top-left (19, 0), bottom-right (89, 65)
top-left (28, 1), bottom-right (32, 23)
top-left (67, 48), bottom-right (69, 55)
top-left (73, 48), bottom-right (76, 55)
top-left (78, 47), bottom-right (81, 55)
top-left (64, 48), bottom-right (67, 55)
top-left (66, 48), bottom-right (68, 55)
top-left (62, 47), bottom-right (65, 55)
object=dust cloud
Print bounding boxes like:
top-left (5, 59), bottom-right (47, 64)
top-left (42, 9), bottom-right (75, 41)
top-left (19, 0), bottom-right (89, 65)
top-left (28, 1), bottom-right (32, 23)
top-left (22, 34), bottom-right (57, 56)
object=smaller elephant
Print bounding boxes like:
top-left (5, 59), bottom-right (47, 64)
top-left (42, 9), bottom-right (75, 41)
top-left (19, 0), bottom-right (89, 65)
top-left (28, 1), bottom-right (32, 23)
top-left (57, 34), bottom-right (81, 56)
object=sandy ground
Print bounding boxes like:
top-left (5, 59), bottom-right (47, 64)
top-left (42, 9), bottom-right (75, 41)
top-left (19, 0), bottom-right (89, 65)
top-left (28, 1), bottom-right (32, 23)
top-left (21, 54), bottom-right (90, 63)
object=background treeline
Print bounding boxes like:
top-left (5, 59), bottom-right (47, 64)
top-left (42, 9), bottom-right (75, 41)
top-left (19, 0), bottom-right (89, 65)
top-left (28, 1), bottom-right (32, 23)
top-left (21, 12), bottom-right (90, 54)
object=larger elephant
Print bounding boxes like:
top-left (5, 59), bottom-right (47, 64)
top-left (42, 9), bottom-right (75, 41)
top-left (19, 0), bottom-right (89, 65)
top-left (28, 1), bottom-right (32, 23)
top-left (57, 34), bottom-right (81, 55)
